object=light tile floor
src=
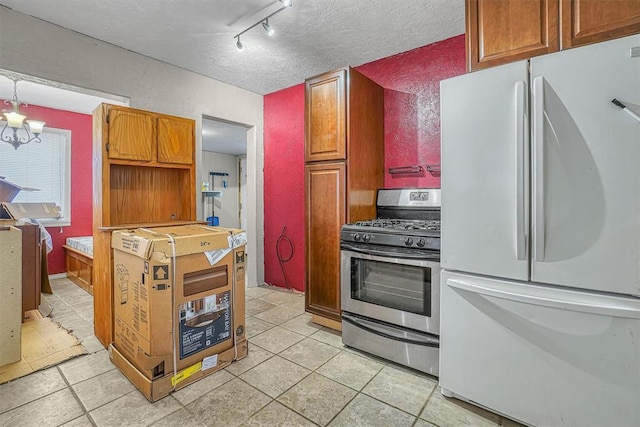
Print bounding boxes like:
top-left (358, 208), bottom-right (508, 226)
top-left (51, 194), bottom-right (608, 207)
top-left (0, 278), bottom-right (523, 427)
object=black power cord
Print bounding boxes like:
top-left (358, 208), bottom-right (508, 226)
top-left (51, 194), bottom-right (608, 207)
top-left (276, 225), bottom-right (294, 290)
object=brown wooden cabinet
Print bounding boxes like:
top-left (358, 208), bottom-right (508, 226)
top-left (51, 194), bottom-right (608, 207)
top-left (561, 0), bottom-right (640, 49)
top-left (305, 163), bottom-right (345, 321)
top-left (466, 0), bottom-right (640, 71)
top-left (107, 106), bottom-right (194, 165)
top-left (466, 0), bottom-right (559, 71)
top-left (304, 68), bottom-right (385, 325)
top-left (93, 104), bottom-right (197, 347)
top-left (305, 69), bottom-right (347, 162)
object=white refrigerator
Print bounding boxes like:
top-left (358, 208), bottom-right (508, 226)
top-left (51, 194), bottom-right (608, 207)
top-left (439, 35), bottom-right (640, 427)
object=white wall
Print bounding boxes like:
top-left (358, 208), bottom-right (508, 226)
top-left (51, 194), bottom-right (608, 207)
top-left (201, 151), bottom-right (240, 229)
top-left (0, 6), bottom-right (264, 286)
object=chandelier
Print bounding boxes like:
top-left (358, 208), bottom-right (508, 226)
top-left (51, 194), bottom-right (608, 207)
top-left (2, 80), bottom-right (46, 150)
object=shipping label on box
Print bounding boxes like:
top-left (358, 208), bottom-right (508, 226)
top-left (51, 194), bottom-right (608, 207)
top-left (179, 291), bottom-right (231, 359)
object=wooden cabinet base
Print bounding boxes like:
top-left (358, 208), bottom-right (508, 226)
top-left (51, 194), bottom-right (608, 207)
top-left (311, 314), bottom-right (342, 332)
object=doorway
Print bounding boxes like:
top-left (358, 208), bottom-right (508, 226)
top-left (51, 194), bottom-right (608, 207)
top-left (201, 116), bottom-right (249, 229)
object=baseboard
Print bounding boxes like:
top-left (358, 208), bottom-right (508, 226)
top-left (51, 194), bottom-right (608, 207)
top-left (311, 314), bottom-right (342, 331)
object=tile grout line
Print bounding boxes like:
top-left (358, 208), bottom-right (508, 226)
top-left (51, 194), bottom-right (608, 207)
top-left (412, 385), bottom-right (439, 427)
top-left (55, 365), bottom-right (98, 427)
top-left (235, 375), bottom-right (321, 427)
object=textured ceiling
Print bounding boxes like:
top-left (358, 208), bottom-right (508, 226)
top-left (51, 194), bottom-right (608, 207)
top-left (0, 0), bottom-right (465, 95)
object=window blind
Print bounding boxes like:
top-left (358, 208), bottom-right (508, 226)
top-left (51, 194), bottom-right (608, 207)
top-left (0, 124), bottom-right (71, 222)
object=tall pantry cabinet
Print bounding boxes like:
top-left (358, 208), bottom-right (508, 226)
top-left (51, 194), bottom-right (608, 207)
top-left (304, 67), bottom-right (384, 326)
top-left (93, 104), bottom-right (197, 347)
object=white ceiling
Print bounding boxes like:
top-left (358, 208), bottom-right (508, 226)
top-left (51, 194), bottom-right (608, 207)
top-left (0, 74), bottom-right (128, 115)
top-left (0, 0), bottom-right (465, 95)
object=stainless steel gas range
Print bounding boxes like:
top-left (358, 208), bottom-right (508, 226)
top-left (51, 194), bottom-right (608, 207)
top-left (340, 188), bottom-right (441, 376)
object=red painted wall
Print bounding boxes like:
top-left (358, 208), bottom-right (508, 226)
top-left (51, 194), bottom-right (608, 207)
top-left (263, 84), bottom-right (306, 291)
top-left (7, 104), bottom-right (93, 274)
top-left (357, 35), bottom-right (466, 188)
top-left (263, 35), bottom-right (466, 291)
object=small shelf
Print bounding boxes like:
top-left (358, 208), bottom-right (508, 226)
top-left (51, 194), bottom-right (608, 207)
top-left (202, 191), bottom-right (222, 197)
top-left (388, 165), bottom-right (424, 175)
top-left (426, 164), bottom-right (441, 174)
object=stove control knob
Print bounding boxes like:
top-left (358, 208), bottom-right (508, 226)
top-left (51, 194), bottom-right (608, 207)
top-left (363, 234), bottom-right (371, 243)
top-left (405, 237), bottom-right (414, 246)
top-left (417, 238), bottom-right (426, 247)
top-left (353, 233), bottom-right (361, 242)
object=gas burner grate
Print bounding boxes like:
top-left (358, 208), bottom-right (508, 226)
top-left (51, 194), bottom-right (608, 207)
top-left (354, 219), bottom-right (440, 232)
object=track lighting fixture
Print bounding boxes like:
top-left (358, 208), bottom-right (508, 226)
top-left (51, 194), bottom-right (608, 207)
top-left (262, 19), bottom-right (274, 36)
top-left (233, 1), bottom-right (293, 50)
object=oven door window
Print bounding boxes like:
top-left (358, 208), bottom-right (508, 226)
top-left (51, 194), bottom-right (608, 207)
top-left (350, 258), bottom-right (430, 316)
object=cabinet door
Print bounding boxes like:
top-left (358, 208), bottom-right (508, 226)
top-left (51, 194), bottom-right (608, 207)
top-left (157, 115), bottom-right (194, 165)
top-left (561, 0), bottom-right (640, 49)
top-left (107, 107), bottom-right (155, 161)
top-left (467, 0), bottom-right (559, 71)
top-left (305, 69), bottom-right (346, 162)
top-left (305, 162), bottom-right (346, 321)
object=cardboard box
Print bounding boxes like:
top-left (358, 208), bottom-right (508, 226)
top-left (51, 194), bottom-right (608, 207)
top-left (0, 202), bottom-right (61, 220)
top-left (0, 226), bottom-right (22, 366)
top-left (109, 339), bottom-right (248, 402)
top-left (111, 225), bottom-right (247, 386)
top-left (0, 177), bottom-right (61, 220)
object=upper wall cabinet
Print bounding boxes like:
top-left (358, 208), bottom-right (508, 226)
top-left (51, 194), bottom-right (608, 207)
top-left (305, 69), bottom-right (347, 162)
top-left (561, 0), bottom-right (640, 49)
top-left (107, 106), bottom-right (194, 165)
top-left (466, 0), bottom-right (559, 71)
top-left (466, 0), bottom-right (640, 71)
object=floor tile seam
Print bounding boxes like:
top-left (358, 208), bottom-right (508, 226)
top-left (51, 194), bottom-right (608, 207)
top-left (249, 329), bottom-right (306, 353)
top-left (141, 396), bottom-right (185, 427)
top-left (415, 384), bottom-right (439, 426)
top-left (321, 388), bottom-right (360, 427)
top-left (277, 348), bottom-right (331, 372)
top-left (267, 378), bottom-right (326, 427)
top-left (224, 377), bottom-right (274, 424)
top-left (307, 347), bottom-right (345, 375)
top-left (246, 314), bottom-right (276, 323)
top-left (0, 377), bottom-right (68, 416)
top-left (312, 364), bottom-right (429, 418)
top-left (306, 332), bottom-right (343, 349)
top-left (49, 311), bottom-right (89, 324)
top-left (362, 391), bottom-right (422, 421)
top-left (250, 353), bottom-right (313, 375)
top-left (314, 366), bottom-right (424, 419)
top-left (55, 365), bottom-right (98, 427)
top-left (154, 403), bottom-right (200, 427)
top-left (239, 362), bottom-right (313, 400)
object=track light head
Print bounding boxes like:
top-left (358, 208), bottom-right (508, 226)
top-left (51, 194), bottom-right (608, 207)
top-left (236, 37), bottom-right (243, 51)
top-left (280, 0), bottom-right (292, 7)
top-left (262, 19), bottom-right (274, 36)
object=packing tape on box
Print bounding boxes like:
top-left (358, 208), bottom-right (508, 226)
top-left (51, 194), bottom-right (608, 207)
top-left (171, 361), bottom-right (202, 387)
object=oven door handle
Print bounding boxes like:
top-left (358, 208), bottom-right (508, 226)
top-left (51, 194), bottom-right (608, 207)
top-left (342, 313), bottom-right (440, 347)
top-left (340, 243), bottom-right (440, 261)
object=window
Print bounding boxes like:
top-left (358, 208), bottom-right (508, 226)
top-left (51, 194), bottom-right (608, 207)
top-left (0, 124), bottom-right (72, 226)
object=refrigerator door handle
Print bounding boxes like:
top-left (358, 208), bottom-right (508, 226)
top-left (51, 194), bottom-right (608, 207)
top-left (447, 278), bottom-right (640, 319)
top-left (533, 76), bottom-right (545, 262)
top-left (515, 80), bottom-right (528, 260)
